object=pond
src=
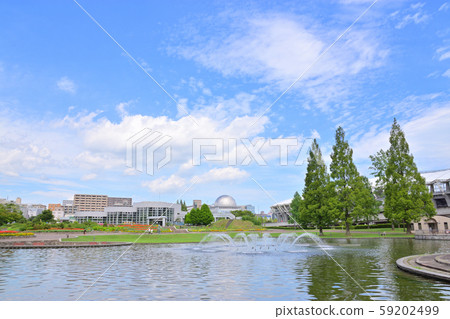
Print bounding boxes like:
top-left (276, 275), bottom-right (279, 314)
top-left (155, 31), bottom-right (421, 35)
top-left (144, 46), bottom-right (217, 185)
top-left (0, 237), bottom-right (449, 301)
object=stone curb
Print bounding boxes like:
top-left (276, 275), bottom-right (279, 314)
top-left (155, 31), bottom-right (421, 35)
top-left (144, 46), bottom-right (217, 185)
top-left (396, 254), bottom-right (450, 282)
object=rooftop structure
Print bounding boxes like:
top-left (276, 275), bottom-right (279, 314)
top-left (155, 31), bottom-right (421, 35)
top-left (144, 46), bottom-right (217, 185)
top-left (206, 195), bottom-right (254, 221)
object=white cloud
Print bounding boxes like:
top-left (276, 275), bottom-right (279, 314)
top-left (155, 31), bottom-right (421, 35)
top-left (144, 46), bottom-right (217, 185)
top-left (174, 13), bottom-right (388, 114)
top-left (439, 2), bottom-right (449, 11)
top-left (0, 92), bottom-right (270, 192)
top-left (81, 173), bottom-right (97, 181)
top-left (394, 3), bottom-right (429, 29)
top-left (195, 167), bottom-right (250, 184)
top-left (353, 106), bottom-right (450, 171)
top-left (116, 101), bottom-right (133, 118)
top-left (439, 51), bottom-right (450, 61)
top-left (31, 189), bottom-right (76, 200)
top-left (176, 14), bottom-right (387, 87)
top-left (142, 175), bottom-right (187, 193)
top-left (56, 76), bottom-right (77, 94)
top-left (443, 69), bottom-right (450, 78)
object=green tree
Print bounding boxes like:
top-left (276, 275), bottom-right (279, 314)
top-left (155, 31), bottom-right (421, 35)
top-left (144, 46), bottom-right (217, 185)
top-left (290, 191), bottom-right (303, 227)
top-left (188, 208), bottom-right (200, 225)
top-left (184, 212), bottom-right (191, 224)
top-left (330, 127), bottom-right (371, 236)
top-left (178, 200), bottom-right (188, 211)
top-left (298, 139), bottom-right (336, 235)
top-left (36, 209), bottom-right (54, 222)
top-left (351, 175), bottom-right (380, 228)
top-left (0, 203), bottom-right (25, 226)
top-left (370, 119), bottom-right (435, 234)
top-left (231, 210), bottom-right (254, 218)
top-left (199, 204), bottom-right (214, 225)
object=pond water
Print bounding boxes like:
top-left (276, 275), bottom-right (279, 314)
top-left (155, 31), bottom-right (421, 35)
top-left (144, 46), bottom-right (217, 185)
top-left (0, 237), bottom-right (449, 301)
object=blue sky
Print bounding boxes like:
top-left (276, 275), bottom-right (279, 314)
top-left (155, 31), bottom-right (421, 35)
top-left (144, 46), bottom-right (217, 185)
top-left (1, 0), bottom-right (449, 213)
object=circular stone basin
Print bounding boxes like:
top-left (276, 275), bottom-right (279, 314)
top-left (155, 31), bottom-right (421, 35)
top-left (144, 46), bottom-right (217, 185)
top-left (396, 254), bottom-right (450, 282)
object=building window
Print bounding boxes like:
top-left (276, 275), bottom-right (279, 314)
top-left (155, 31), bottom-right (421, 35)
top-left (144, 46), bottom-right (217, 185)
top-left (418, 223), bottom-right (422, 230)
top-left (445, 222), bottom-right (448, 230)
top-left (435, 198), bottom-right (448, 208)
top-left (434, 183), bottom-right (447, 193)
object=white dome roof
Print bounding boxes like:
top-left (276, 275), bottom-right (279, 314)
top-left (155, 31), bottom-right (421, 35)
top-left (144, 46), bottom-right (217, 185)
top-left (214, 195), bottom-right (237, 207)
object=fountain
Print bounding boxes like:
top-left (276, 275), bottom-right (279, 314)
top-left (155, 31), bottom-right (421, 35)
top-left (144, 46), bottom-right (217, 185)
top-left (196, 232), bottom-right (329, 254)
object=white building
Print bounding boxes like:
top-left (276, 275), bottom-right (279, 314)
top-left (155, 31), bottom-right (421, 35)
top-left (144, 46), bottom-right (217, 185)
top-left (72, 201), bottom-right (182, 226)
top-left (270, 199), bottom-right (292, 223)
top-left (204, 195), bottom-right (254, 221)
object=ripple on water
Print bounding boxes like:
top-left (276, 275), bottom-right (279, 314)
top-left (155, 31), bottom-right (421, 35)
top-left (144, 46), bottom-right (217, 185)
top-left (0, 239), bottom-right (450, 300)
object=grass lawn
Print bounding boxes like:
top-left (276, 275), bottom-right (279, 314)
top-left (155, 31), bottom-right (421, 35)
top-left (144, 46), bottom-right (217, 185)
top-left (63, 229), bottom-right (413, 244)
top-left (298, 231), bottom-right (413, 238)
top-left (63, 233), bottom-right (209, 244)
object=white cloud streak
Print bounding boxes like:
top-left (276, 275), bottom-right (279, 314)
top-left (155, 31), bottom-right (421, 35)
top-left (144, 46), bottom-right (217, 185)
top-left (57, 76), bottom-right (77, 94)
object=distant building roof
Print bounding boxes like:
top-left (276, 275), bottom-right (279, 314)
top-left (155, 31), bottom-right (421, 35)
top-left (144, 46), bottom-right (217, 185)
top-left (421, 169), bottom-right (450, 184)
top-left (271, 199), bottom-right (292, 207)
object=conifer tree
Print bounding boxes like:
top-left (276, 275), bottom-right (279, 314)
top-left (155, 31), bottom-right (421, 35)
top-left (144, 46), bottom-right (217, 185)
top-left (290, 191), bottom-right (303, 227)
top-left (370, 119), bottom-right (435, 233)
top-left (297, 139), bottom-right (336, 235)
top-left (330, 127), bottom-right (369, 235)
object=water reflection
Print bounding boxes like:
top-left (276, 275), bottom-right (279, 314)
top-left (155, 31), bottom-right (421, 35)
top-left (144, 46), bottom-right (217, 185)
top-left (0, 239), bottom-right (449, 300)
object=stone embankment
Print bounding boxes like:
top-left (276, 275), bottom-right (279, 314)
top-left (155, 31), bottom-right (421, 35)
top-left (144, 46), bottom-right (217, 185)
top-left (396, 254), bottom-right (450, 282)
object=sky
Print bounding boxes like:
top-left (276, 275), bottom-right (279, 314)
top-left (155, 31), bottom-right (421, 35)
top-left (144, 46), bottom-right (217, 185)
top-left (0, 0), bottom-right (449, 213)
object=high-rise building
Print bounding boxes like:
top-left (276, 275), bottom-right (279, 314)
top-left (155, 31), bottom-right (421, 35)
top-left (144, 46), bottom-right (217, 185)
top-left (74, 194), bottom-right (108, 212)
top-left (73, 194), bottom-right (132, 212)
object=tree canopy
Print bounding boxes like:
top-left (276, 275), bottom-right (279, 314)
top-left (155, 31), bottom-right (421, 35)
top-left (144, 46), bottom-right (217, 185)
top-left (330, 127), bottom-right (378, 235)
top-left (296, 139), bottom-right (337, 235)
top-left (184, 204), bottom-right (214, 225)
top-left (0, 203), bottom-right (25, 226)
top-left (370, 119), bottom-right (435, 233)
top-left (35, 209), bottom-right (54, 222)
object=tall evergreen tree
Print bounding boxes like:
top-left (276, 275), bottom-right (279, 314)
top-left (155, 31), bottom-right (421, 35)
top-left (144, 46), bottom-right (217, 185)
top-left (290, 191), bottom-right (303, 227)
top-left (330, 127), bottom-right (369, 236)
top-left (297, 139), bottom-right (336, 235)
top-left (370, 119), bottom-right (435, 233)
top-left (350, 175), bottom-right (380, 228)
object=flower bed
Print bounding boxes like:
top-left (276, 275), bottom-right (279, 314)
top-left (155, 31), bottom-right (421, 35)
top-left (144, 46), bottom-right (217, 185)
top-left (0, 232), bottom-right (35, 237)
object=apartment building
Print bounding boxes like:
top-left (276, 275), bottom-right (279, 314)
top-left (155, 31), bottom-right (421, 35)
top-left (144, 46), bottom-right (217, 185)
top-left (73, 194), bottom-right (108, 212)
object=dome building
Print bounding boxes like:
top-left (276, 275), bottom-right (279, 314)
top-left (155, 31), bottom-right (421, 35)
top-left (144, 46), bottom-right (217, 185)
top-left (208, 195), bottom-right (255, 221)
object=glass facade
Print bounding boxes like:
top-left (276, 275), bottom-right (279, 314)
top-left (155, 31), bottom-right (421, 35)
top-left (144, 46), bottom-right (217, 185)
top-left (106, 207), bottom-right (174, 225)
top-left (75, 215), bottom-right (106, 223)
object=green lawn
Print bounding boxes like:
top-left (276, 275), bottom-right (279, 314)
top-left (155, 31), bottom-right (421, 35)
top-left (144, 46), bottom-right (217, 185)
top-left (298, 231), bottom-right (413, 238)
top-left (63, 233), bottom-right (209, 244)
top-left (62, 230), bottom-right (413, 244)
